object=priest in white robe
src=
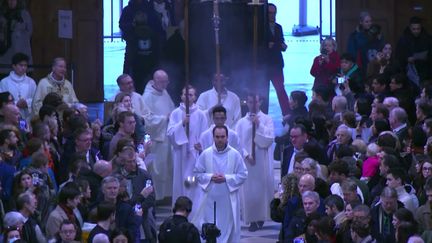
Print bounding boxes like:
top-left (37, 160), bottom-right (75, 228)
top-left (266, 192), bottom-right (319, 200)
top-left (236, 93), bottom-right (275, 231)
top-left (0, 53), bottom-right (36, 121)
top-left (197, 105), bottom-right (240, 153)
top-left (196, 74), bottom-right (241, 128)
top-left (142, 70), bottom-right (175, 200)
top-left (193, 125), bottom-right (247, 243)
top-left (167, 86), bottom-right (208, 207)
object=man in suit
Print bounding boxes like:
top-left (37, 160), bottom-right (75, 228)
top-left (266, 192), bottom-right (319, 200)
top-left (265, 3), bottom-right (289, 115)
top-left (281, 124), bottom-right (308, 178)
top-left (389, 107), bottom-right (409, 145)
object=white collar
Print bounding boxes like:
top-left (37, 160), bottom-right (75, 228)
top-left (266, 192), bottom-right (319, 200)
top-left (212, 144), bottom-right (230, 154)
top-left (9, 71), bottom-right (26, 83)
top-left (392, 123), bottom-right (407, 133)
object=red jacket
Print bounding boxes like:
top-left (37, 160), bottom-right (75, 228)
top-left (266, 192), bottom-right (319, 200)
top-left (310, 51), bottom-right (340, 87)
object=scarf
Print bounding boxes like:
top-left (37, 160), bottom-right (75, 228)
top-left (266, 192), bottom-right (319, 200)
top-left (48, 72), bottom-right (65, 86)
top-left (59, 203), bottom-right (76, 223)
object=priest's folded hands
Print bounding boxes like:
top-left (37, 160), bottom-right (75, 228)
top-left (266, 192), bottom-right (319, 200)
top-left (211, 173), bottom-right (226, 183)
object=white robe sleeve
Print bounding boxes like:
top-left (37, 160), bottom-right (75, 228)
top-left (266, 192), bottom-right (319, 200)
top-left (235, 120), bottom-right (249, 158)
top-left (196, 93), bottom-right (208, 111)
top-left (167, 111), bottom-right (189, 146)
top-left (66, 81), bottom-right (79, 103)
top-left (254, 115), bottom-right (274, 148)
top-left (25, 79), bottom-right (37, 110)
top-left (32, 79), bottom-right (47, 113)
top-left (199, 129), bottom-right (212, 151)
top-left (231, 95), bottom-right (242, 127)
top-left (225, 153), bottom-right (248, 193)
top-left (229, 130), bottom-right (241, 154)
top-left (0, 79), bottom-right (5, 92)
top-left (194, 151), bottom-right (213, 191)
top-left (137, 97), bottom-right (168, 141)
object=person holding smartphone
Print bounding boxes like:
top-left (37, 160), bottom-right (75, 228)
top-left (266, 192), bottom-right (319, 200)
top-left (310, 38), bottom-right (341, 93)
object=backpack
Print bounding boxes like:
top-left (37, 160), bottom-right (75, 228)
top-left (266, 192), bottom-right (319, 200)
top-left (158, 216), bottom-right (198, 243)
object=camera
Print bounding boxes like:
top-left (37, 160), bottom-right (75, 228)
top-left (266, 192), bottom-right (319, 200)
top-left (320, 49), bottom-right (327, 55)
top-left (201, 223), bottom-right (221, 243)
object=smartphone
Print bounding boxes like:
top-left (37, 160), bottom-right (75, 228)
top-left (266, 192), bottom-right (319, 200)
top-left (137, 144), bottom-right (144, 153)
top-left (337, 77), bottom-right (345, 84)
top-left (134, 203), bottom-right (142, 213)
top-left (144, 134), bottom-right (151, 143)
top-left (145, 179), bottom-right (152, 188)
top-left (32, 173), bottom-right (39, 186)
top-left (293, 238), bottom-right (305, 243)
top-left (278, 183), bottom-right (284, 195)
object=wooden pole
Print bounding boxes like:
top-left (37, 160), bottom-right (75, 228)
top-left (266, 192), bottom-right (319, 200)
top-left (213, 0), bottom-right (222, 104)
top-left (250, 1), bottom-right (261, 160)
top-left (184, 0), bottom-right (190, 137)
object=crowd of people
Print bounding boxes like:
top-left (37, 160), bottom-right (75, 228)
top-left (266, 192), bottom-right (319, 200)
top-left (270, 11), bottom-right (432, 243)
top-left (0, 1), bottom-right (432, 243)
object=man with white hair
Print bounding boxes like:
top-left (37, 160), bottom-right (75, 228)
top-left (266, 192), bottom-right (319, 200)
top-left (3, 211), bottom-right (25, 229)
top-left (389, 107), bottom-right (409, 143)
top-left (284, 191), bottom-right (322, 242)
top-left (327, 124), bottom-right (353, 162)
top-left (383, 97), bottom-right (399, 111)
top-left (332, 95), bottom-right (348, 121)
top-left (142, 69), bottom-right (175, 201)
top-left (32, 57), bottom-right (78, 113)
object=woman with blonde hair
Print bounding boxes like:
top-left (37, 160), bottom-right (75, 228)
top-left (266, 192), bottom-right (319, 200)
top-left (310, 37), bottom-right (340, 91)
top-left (270, 174), bottom-right (299, 242)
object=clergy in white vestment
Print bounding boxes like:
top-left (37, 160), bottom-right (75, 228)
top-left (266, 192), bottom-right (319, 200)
top-left (236, 93), bottom-right (275, 231)
top-left (142, 70), bottom-right (175, 200)
top-left (197, 105), bottom-right (241, 153)
top-left (196, 73), bottom-right (241, 129)
top-left (193, 125), bottom-right (247, 243)
top-left (167, 86), bottom-right (208, 208)
top-left (32, 57), bottom-right (78, 113)
top-left (0, 53), bottom-right (36, 120)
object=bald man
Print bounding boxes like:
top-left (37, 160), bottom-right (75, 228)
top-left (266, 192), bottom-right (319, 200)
top-left (298, 174), bottom-right (316, 194)
top-left (142, 70), bottom-right (175, 200)
top-left (78, 160), bottom-right (112, 202)
top-left (93, 160), bottom-right (112, 177)
top-left (92, 233), bottom-right (110, 243)
top-left (1, 103), bottom-right (20, 127)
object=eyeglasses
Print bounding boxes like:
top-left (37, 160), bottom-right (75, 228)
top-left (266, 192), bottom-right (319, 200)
top-left (423, 167), bottom-right (432, 172)
top-left (5, 226), bottom-right (20, 231)
top-left (60, 230), bottom-right (76, 235)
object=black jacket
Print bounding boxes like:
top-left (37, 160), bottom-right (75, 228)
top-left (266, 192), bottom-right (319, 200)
top-left (158, 215), bottom-right (200, 243)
